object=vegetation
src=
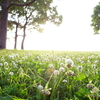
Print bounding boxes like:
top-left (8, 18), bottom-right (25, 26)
top-left (91, 2), bottom-right (100, 34)
top-left (0, 49), bottom-right (100, 100)
top-left (0, 0), bottom-right (36, 49)
top-left (8, 1), bottom-right (62, 49)
top-left (0, 0), bottom-right (62, 49)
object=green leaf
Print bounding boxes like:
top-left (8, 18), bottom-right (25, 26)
top-left (75, 88), bottom-right (90, 97)
top-left (74, 73), bottom-right (86, 81)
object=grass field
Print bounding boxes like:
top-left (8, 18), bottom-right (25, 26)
top-left (0, 49), bottom-right (100, 100)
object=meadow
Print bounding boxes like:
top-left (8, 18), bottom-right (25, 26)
top-left (0, 49), bottom-right (100, 100)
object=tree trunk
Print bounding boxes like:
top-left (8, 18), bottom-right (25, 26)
top-left (0, 0), bottom-right (9, 49)
top-left (21, 27), bottom-right (26, 50)
top-left (14, 24), bottom-right (18, 49)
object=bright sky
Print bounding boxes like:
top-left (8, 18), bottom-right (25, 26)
top-left (7, 0), bottom-right (100, 51)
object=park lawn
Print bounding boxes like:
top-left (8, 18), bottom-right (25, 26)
top-left (0, 49), bottom-right (100, 100)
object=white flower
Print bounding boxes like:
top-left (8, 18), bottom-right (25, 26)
top-left (88, 56), bottom-right (91, 59)
top-left (4, 62), bottom-right (8, 66)
top-left (13, 65), bottom-right (18, 69)
top-left (97, 55), bottom-right (100, 58)
top-left (66, 70), bottom-right (74, 76)
top-left (26, 53), bottom-right (31, 57)
top-left (8, 55), bottom-right (14, 59)
top-left (87, 60), bottom-right (91, 63)
top-left (1, 57), bottom-right (5, 62)
top-left (42, 89), bottom-right (51, 95)
top-left (90, 87), bottom-right (99, 93)
top-left (48, 64), bottom-right (54, 68)
top-left (46, 54), bottom-right (49, 56)
top-left (66, 59), bottom-right (74, 68)
top-left (12, 61), bottom-right (16, 65)
top-left (9, 72), bottom-right (14, 75)
top-left (94, 60), bottom-right (99, 63)
top-left (76, 58), bottom-right (81, 62)
top-left (87, 84), bottom-right (94, 89)
top-left (56, 57), bottom-right (60, 61)
top-left (82, 56), bottom-right (85, 59)
top-left (15, 54), bottom-right (19, 58)
top-left (59, 67), bottom-right (65, 72)
top-left (81, 61), bottom-right (84, 64)
top-left (92, 64), bottom-right (96, 68)
top-left (59, 63), bottom-right (64, 66)
top-left (88, 55), bottom-right (94, 59)
top-left (0, 63), bottom-right (3, 66)
top-left (62, 58), bottom-right (65, 61)
top-left (91, 55), bottom-right (95, 58)
top-left (5, 68), bottom-right (8, 70)
top-left (38, 85), bottom-right (43, 90)
top-left (77, 66), bottom-right (83, 71)
top-left (54, 70), bottom-right (60, 75)
top-left (39, 63), bottom-right (43, 65)
top-left (66, 59), bottom-right (73, 65)
top-left (18, 60), bottom-right (22, 62)
top-left (62, 79), bottom-right (67, 83)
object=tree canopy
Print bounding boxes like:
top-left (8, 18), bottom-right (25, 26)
top-left (91, 2), bottom-right (100, 34)
top-left (0, 0), bottom-right (62, 49)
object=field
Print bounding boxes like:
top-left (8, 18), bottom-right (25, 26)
top-left (0, 49), bottom-right (100, 100)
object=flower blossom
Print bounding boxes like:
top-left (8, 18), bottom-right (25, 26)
top-left (59, 63), bottom-right (64, 67)
top-left (48, 64), bottom-right (54, 68)
top-left (0, 63), bottom-right (3, 66)
top-left (37, 85), bottom-right (43, 91)
top-left (65, 59), bottom-right (74, 68)
top-left (90, 87), bottom-right (99, 93)
top-left (4, 62), bottom-right (8, 66)
top-left (54, 70), bottom-right (60, 75)
top-left (59, 67), bottom-right (65, 72)
top-left (77, 66), bottom-right (83, 71)
top-left (65, 70), bottom-right (74, 76)
top-left (62, 79), bottom-right (67, 83)
top-left (87, 82), bottom-right (94, 89)
top-left (9, 72), bottom-right (14, 75)
top-left (41, 88), bottom-right (51, 95)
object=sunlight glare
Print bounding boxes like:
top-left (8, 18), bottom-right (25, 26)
top-left (7, 0), bottom-right (100, 51)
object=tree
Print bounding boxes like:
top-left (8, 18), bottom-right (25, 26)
top-left (6, 0), bottom-right (62, 50)
top-left (20, 4), bottom-right (62, 50)
top-left (0, 0), bottom-right (36, 49)
top-left (8, 8), bottom-right (24, 49)
top-left (91, 2), bottom-right (100, 34)
top-left (0, 0), bottom-right (62, 49)
top-left (9, 20), bottom-right (22, 49)
top-left (8, 15), bottom-right (22, 49)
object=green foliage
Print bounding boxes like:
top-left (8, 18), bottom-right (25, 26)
top-left (7, 0), bottom-right (62, 33)
top-left (1, 50), bottom-right (100, 99)
top-left (91, 2), bottom-right (100, 34)
top-left (7, 21), bottom-right (15, 31)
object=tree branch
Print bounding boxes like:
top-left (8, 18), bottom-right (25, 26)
top-left (9, 20), bottom-right (23, 28)
top-left (0, 2), bottom-right (3, 7)
top-left (27, 11), bottom-right (33, 19)
top-left (7, 0), bottom-right (37, 9)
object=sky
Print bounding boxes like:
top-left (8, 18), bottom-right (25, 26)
top-left (7, 0), bottom-right (100, 51)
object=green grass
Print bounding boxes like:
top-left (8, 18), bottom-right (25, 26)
top-left (0, 49), bottom-right (100, 100)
